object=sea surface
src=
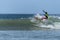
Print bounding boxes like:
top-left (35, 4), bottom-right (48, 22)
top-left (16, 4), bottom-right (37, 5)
top-left (0, 30), bottom-right (60, 40)
top-left (0, 14), bottom-right (60, 19)
top-left (0, 14), bottom-right (60, 40)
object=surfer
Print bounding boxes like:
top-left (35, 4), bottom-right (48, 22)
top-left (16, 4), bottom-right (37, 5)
top-left (34, 10), bottom-right (49, 20)
top-left (42, 10), bottom-right (48, 19)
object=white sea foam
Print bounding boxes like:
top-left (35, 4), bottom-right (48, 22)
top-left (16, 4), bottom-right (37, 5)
top-left (53, 22), bottom-right (60, 29)
top-left (30, 14), bottom-right (60, 29)
top-left (58, 17), bottom-right (60, 19)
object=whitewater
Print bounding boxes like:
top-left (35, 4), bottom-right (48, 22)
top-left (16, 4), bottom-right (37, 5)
top-left (30, 14), bottom-right (60, 29)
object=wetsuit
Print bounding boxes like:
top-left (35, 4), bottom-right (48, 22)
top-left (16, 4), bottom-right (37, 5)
top-left (45, 12), bottom-right (48, 19)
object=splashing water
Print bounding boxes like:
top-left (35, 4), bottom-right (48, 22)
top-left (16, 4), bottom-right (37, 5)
top-left (30, 14), bottom-right (60, 29)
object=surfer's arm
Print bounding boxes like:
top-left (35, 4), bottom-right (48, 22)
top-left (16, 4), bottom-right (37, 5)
top-left (43, 10), bottom-right (46, 13)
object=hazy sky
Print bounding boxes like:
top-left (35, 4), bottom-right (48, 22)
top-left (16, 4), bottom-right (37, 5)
top-left (0, 0), bottom-right (60, 14)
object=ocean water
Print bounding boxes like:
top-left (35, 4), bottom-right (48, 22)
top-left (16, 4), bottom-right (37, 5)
top-left (0, 14), bottom-right (60, 19)
top-left (0, 30), bottom-right (60, 40)
top-left (0, 14), bottom-right (33, 19)
top-left (0, 14), bottom-right (60, 40)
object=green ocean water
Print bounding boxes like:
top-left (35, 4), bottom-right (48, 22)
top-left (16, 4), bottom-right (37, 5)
top-left (0, 14), bottom-right (60, 40)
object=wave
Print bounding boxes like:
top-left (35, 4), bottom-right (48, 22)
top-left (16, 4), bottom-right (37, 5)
top-left (30, 14), bottom-right (60, 29)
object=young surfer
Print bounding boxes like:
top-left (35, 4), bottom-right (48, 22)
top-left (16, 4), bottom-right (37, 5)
top-left (41, 10), bottom-right (48, 20)
top-left (34, 10), bottom-right (49, 20)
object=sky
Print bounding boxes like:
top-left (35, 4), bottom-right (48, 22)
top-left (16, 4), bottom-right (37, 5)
top-left (0, 0), bottom-right (60, 14)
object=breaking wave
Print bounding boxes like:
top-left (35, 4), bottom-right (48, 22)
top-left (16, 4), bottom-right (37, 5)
top-left (30, 15), bottom-right (60, 29)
